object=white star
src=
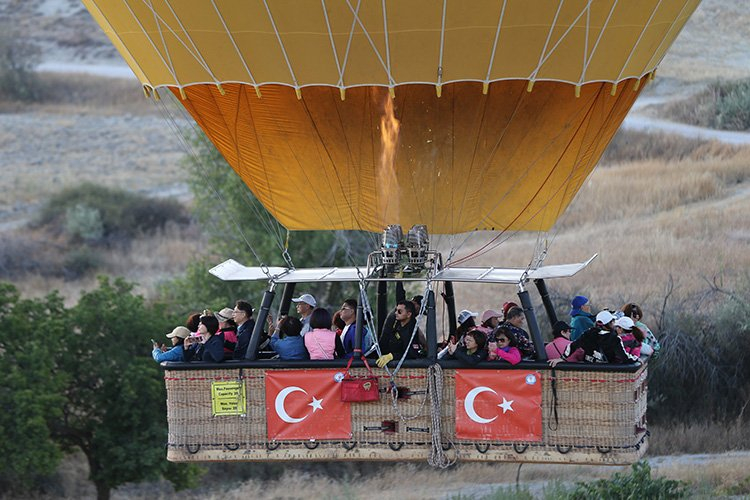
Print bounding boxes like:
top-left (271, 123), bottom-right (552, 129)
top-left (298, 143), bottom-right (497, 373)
top-left (498, 397), bottom-right (514, 414)
top-left (308, 396), bottom-right (324, 412)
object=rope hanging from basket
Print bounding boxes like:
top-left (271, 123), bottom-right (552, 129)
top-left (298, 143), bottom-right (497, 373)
top-left (427, 363), bottom-right (457, 468)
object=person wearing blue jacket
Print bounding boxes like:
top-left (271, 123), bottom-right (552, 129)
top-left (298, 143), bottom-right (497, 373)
top-left (152, 326), bottom-right (190, 363)
top-left (269, 316), bottom-right (309, 360)
top-left (570, 295), bottom-right (596, 341)
top-left (184, 315), bottom-right (225, 363)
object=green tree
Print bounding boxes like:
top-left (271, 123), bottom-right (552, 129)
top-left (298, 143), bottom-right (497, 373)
top-left (51, 277), bottom-right (197, 500)
top-left (0, 283), bottom-right (66, 492)
top-left (0, 25), bottom-right (41, 102)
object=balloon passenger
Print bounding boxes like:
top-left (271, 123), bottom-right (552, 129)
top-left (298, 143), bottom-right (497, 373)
top-left (152, 326), bottom-right (190, 363)
top-left (614, 316), bottom-right (643, 358)
top-left (501, 306), bottom-right (536, 359)
top-left (304, 308), bottom-right (345, 360)
top-left (291, 293), bottom-right (317, 336)
top-left (549, 310), bottom-right (639, 366)
top-left (215, 307), bottom-right (238, 359)
top-left (377, 300), bottom-right (424, 367)
top-left (232, 300), bottom-right (256, 360)
top-left (545, 321), bottom-right (585, 362)
top-left (490, 326), bottom-right (522, 365)
top-left (447, 329), bottom-right (488, 365)
top-left (338, 298), bottom-right (371, 359)
top-left (270, 316), bottom-right (308, 360)
top-left (184, 314), bottom-right (224, 363)
top-left (621, 303), bottom-right (660, 357)
top-left (570, 295), bottom-right (595, 341)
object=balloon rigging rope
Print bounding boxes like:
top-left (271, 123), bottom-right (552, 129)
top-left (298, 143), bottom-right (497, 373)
top-left (152, 93), bottom-right (286, 270)
top-left (427, 363), bottom-right (457, 468)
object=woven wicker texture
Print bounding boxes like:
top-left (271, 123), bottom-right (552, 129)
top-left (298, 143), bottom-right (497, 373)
top-left (165, 364), bottom-right (647, 465)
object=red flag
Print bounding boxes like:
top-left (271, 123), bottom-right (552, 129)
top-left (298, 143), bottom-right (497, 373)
top-left (265, 369), bottom-right (352, 440)
top-left (455, 370), bottom-right (542, 441)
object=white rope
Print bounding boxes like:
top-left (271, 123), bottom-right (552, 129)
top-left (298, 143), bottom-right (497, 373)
top-left (85, 1), bottom-right (150, 84)
top-left (527, 0), bottom-right (565, 82)
top-left (321, 0), bottom-right (345, 89)
top-left (209, 0), bottom-right (260, 88)
top-left (530, 0), bottom-right (592, 81)
top-left (381, 0), bottom-right (393, 89)
top-left (579, 1), bottom-right (591, 86)
top-left (615, 0), bottom-right (664, 84)
top-left (644, 0), bottom-right (692, 72)
top-left (579, 0), bottom-right (618, 83)
top-left (436, 0), bottom-right (447, 88)
top-left (123, 0), bottom-right (183, 91)
top-left (338, 0), bottom-right (362, 88)
top-left (162, 0), bottom-right (225, 87)
top-left (262, 0), bottom-right (300, 90)
top-left (427, 363), bottom-right (457, 468)
top-left (483, 0), bottom-right (509, 88)
top-left (344, 0), bottom-right (395, 85)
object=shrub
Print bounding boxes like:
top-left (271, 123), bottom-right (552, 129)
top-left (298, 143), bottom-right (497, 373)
top-left (715, 79), bottom-right (750, 131)
top-left (0, 26), bottom-right (41, 102)
top-left (35, 183), bottom-right (189, 246)
top-left (564, 461), bottom-right (687, 500)
top-left (62, 248), bottom-right (101, 280)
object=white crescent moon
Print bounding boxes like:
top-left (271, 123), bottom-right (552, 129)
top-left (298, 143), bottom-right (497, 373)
top-left (464, 386), bottom-right (498, 424)
top-left (275, 386), bottom-right (308, 423)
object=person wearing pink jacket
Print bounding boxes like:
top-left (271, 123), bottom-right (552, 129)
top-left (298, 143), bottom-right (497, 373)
top-left (492, 326), bottom-right (521, 365)
top-left (304, 308), bottom-right (345, 360)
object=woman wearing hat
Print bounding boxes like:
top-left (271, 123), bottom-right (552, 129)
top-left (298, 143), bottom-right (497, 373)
top-left (152, 326), bottom-right (190, 363)
top-left (215, 307), bottom-right (238, 360)
top-left (570, 295), bottom-right (595, 341)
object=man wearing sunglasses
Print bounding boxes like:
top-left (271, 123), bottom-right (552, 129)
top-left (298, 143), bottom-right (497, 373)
top-left (376, 300), bottom-right (424, 368)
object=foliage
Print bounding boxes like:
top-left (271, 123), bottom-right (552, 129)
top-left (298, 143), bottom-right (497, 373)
top-left (35, 183), bottom-right (189, 246)
top-left (0, 284), bottom-right (66, 492)
top-left (0, 25), bottom-right (41, 102)
top-left (0, 278), bottom-right (199, 499)
top-left (713, 79), bottom-right (750, 131)
top-left (647, 279), bottom-right (750, 424)
top-left (563, 461), bottom-right (687, 500)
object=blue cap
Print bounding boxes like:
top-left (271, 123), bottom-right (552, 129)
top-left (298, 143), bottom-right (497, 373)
top-left (571, 295), bottom-right (589, 309)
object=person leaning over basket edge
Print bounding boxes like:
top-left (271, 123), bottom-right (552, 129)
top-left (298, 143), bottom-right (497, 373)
top-left (377, 300), bottom-right (423, 367)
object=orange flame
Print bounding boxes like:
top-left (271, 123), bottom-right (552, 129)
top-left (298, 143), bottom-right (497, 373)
top-left (379, 92), bottom-right (401, 223)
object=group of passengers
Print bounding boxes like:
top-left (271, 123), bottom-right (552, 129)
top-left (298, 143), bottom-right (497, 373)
top-left (152, 291), bottom-right (660, 367)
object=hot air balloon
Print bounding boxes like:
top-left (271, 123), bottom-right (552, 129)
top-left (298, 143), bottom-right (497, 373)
top-left (81, 0), bottom-right (699, 466)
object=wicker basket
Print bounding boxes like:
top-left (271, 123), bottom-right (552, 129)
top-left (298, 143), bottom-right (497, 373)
top-left (165, 363), bottom-right (647, 465)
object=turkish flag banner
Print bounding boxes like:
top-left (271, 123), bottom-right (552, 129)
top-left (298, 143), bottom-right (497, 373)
top-left (265, 370), bottom-right (352, 440)
top-left (455, 369), bottom-right (542, 441)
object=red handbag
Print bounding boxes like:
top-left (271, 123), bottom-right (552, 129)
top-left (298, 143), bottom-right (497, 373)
top-left (340, 355), bottom-right (380, 402)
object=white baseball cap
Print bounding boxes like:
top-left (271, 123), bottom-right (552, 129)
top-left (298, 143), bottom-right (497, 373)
top-left (615, 316), bottom-right (635, 330)
top-left (457, 309), bottom-right (478, 325)
top-left (596, 310), bottom-right (616, 324)
top-left (291, 293), bottom-right (317, 307)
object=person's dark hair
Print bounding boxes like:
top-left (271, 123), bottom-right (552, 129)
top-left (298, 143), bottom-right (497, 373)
top-left (332, 310), bottom-right (345, 330)
top-left (186, 313), bottom-right (201, 332)
top-left (200, 315), bottom-right (220, 335)
top-left (622, 303), bottom-right (643, 320)
top-left (465, 329), bottom-right (486, 351)
top-left (221, 318), bottom-right (237, 329)
top-left (235, 300), bottom-right (253, 317)
top-left (343, 298), bottom-right (357, 310)
top-left (456, 317), bottom-right (477, 337)
top-left (279, 316), bottom-right (302, 338)
top-left (552, 320), bottom-right (571, 339)
top-left (410, 295), bottom-right (424, 307)
top-left (309, 307), bottom-right (333, 330)
top-left (506, 306), bottom-right (524, 321)
top-left (397, 300), bottom-right (416, 317)
top-left (492, 326), bottom-right (518, 348)
top-left (631, 326), bottom-right (646, 342)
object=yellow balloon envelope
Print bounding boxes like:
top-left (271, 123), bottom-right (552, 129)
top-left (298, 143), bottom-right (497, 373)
top-left (82, 0), bottom-right (701, 234)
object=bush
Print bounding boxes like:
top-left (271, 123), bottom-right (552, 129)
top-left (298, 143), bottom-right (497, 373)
top-left (35, 183), bottom-right (189, 246)
top-left (62, 248), bottom-right (101, 280)
top-left (714, 79), bottom-right (750, 131)
top-left (564, 461), bottom-right (687, 500)
top-left (0, 26), bottom-right (41, 102)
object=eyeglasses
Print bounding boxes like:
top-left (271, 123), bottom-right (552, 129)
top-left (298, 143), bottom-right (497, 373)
top-left (340, 306), bottom-right (353, 311)
top-left (395, 309), bottom-right (405, 314)
top-left (233, 309), bottom-right (244, 315)
top-left (496, 337), bottom-right (509, 343)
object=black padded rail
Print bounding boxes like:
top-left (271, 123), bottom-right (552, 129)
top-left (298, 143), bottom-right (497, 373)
top-left (160, 358), bottom-right (644, 373)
